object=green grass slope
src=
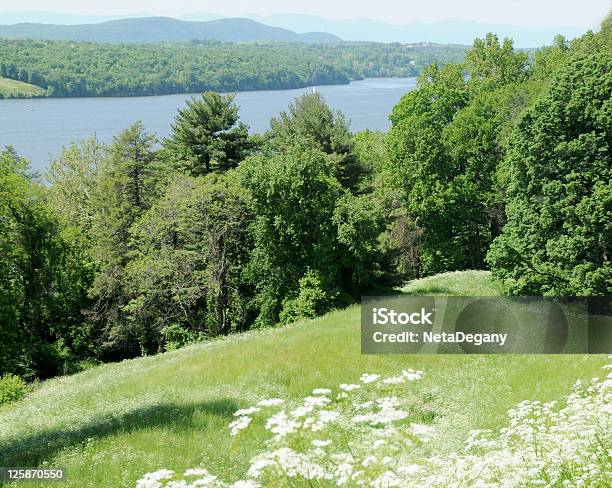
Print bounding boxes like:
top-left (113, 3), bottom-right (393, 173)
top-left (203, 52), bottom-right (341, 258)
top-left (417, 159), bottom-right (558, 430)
top-left (0, 77), bottom-right (45, 98)
top-left (0, 271), bottom-right (606, 487)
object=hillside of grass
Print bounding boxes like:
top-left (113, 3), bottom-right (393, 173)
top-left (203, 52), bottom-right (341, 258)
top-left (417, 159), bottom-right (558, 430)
top-left (0, 77), bottom-right (45, 98)
top-left (0, 271), bottom-right (606, 487)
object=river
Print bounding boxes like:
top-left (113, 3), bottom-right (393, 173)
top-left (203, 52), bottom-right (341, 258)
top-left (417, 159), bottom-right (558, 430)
top-left (0, 77), bottom-right (417, 171)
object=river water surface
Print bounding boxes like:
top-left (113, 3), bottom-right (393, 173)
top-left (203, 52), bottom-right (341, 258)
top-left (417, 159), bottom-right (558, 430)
top-left (0, 77), bottom-right (417, 171)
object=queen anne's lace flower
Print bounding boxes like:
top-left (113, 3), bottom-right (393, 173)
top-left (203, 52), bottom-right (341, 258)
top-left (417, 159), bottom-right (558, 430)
top-left (257, 398), bottom-right (284, 407)
top-left (136, 469), bottom-right (175, 488)
top-left (360, 373), bottom-right (381, 384)
top-left (228, 416), bottom-right (252, 436)
top-left (266, 411), bottom-right (300, 438)
top-left (233, 407), bottom-right (260, 417)
top-left (137, 361), bottom-right (610, 488)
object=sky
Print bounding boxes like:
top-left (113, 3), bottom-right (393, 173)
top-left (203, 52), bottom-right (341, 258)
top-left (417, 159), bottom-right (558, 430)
top-left (2, 0), bottom-right (610, 28)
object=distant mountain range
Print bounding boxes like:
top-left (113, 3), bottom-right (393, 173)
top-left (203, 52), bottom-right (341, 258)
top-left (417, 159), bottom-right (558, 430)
top-left (0, 12), bottom-right (154, 25)
top-left (234, 14), bottom-right (589, 48)
top-left (0, 17), bottom-right (341, 44)
top-left (0, 12), bottom-right (593, 47)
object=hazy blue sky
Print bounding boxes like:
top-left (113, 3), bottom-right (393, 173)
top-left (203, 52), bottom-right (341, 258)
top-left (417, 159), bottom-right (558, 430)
top-left (3, 1), bottom-right (610, 27)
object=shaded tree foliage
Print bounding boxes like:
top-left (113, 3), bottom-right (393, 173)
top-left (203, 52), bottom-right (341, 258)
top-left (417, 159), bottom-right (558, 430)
top-left (385, 35), bottom-right (531, 276)
top-left (123, 174), bottom-right (254, 349)
top-left (0, 148), bottom-right (93, 378)
top-left (88, 123), bottom-right (160, 357)
top-left (487, 26), bottom-right (612, 295)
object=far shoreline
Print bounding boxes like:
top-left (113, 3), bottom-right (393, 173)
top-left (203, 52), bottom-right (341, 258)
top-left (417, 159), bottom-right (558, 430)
top-left (0, 76), bottom-right (382, 101)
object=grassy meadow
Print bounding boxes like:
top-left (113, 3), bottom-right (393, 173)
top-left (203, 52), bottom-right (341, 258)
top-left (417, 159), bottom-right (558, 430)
top-left (0, 78), bottom-right (45, 98)
top-left (0, 271), bottom-right (607, 487)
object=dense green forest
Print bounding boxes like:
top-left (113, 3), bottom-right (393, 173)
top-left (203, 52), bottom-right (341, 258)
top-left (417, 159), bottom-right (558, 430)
top-left (0, 39), bottom-right (466, 98)
top-left (0, 18), bottom-right (610, 382)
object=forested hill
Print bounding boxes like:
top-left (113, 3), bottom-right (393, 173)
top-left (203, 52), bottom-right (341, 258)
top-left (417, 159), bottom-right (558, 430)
top-left (0, 40), bottom-right (467, 98)
top-left (0, 17), bottom-right (341, 44)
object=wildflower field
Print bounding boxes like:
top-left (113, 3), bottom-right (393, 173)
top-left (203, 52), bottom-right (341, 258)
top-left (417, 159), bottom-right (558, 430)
top-left (0, 272), bottom-right (609, 487)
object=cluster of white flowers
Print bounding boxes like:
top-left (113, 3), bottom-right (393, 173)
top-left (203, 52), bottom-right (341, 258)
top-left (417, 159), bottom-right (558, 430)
top-left (413, 360), bottom-right (612, 487)
top-left (228, 415), bottom-right (252, 437)
top-left (360, 373), bottom-right (381, 384)
top-left (256, 398), bottom-right (284, 407)
top-left (353, 396), bottom-right (409, 426)
top-left (136, 360), bottom-right (611, 488)
top-left (136, 369), bottom-right (428, 487)
top-left (233, 407), bottom-right (260, 417)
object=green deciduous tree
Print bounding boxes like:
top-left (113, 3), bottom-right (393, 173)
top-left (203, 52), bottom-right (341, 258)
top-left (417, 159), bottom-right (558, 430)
top-left (385, 32), bottom-right (532, 277)
top-left (386, 64), bottom-right (471, 274)
top-left (352, 130), bottom-right (387, 194)
top-left (0, 148), bottom-right (93, 378)
top-left (123, 174), bottom-right (253, 351)
top-left (239, 144), bottom-right (385, 325)
top-left (239, 146), bottom-right (344, 324)
top-left (487, 33), bottom-right (612, 295)
top-left (46, 136), bottom-right (107, 231)
top-left (464, 33), bottom-right (528, 91)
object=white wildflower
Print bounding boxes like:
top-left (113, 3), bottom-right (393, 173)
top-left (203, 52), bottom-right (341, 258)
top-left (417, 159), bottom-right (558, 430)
top-left (372, 471), bottom-right (401, 487)
top-left (382, 376), bottom-right (406, 385)
top-left (266, 411), bottom-right (300, 438)
top-left (362, 456), bottom-right (377, 467)
top-left (184, 468), bottom-right (210, 477)
top-left (361, 373), bottom-right (381, 384)
top-left (410, 423), bottom-right (435, 442)
top-left (402, 369), bottom-right (423, 381)
top-left (230, 482), bottom-right (259, 488)
top-left (334, 463), bottom-right (354, 486)
top-left (234, 407), bottom-right (260, 417)
top-left (257, 398), bottom-right (284, 407)
top-left (304, 396), bottom-right (331, 407)
top-left (165, 481), bottom-right (191, 488)
top-left (291, 404), bottom-right (314, 418)
top-left (136, 470), bottom-right (175, 488)
top-left (397, 464), bottom-right (420, 475)
top-left (372, 439), bottom-right (386, 449)
top-left (229, 416), bottom-right (252, 436)
top-left (306, 409), bottom-right (341, 431)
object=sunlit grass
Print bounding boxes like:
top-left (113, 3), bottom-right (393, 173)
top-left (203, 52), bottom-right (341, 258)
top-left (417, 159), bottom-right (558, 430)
top-left (0, 77), bottom-right (45, 97)
top-left (0, 271), bottom-right (605, 487)
top-left (402, 270), bottom-right (504, 296)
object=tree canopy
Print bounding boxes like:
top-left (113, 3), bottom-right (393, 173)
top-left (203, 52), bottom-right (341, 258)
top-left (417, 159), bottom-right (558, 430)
top-left (164, 92), bottom-right (252, 176)
top-left (487, 24), bottom-right (611, 295)
top-left (0, 39), bottom-right (466, 98)
top-left (1, 19), bottom-right (610, 380)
